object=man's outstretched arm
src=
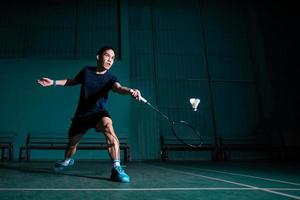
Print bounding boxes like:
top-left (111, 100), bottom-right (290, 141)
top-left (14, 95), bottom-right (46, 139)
top-left (37, 77), bottom-right (79, 87)
top-left (112, 82), bottom-right (141, 100)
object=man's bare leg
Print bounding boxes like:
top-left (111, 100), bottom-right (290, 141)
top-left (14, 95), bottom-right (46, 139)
top-left (96, 117), bottom-right (130, 183)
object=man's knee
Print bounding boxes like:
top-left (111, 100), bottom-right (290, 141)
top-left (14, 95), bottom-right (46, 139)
top-left (67, 143), bottom-right (78, 150)
top-left (103, 121), bottom-right (114, 133)
top-left (96, 117), bottom-right (113, 132)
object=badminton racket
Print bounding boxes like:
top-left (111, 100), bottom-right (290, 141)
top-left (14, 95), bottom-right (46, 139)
top-left (139, 96), bottom-right (203, 148)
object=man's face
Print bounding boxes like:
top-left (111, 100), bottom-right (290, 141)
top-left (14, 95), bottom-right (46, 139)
top-left (97, 49), bottom-right (115, 70)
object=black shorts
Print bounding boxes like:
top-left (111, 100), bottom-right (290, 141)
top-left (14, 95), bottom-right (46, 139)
top-left (68, 111), bottom-right (111, 146)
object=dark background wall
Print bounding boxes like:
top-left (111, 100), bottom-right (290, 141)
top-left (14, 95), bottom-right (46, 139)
top-left (0, 0), bottom-right (298, 160)
top-left (254, 0), bottom-right (300, 159)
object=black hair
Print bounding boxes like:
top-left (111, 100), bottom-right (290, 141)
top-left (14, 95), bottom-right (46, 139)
top-left (96, 46), bottom-right (115, 56)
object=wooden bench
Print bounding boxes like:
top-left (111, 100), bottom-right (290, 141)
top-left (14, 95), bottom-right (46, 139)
top-left (19, 134), bottom-right (131, 161)
top-left (160, 135), bottom-right (217, 160)
top-left (218, 136), bottom-right (272, 160)
top-left (0, 135), bottom-right (15, 161)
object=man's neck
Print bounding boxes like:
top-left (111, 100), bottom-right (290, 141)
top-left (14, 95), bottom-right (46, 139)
top-left (96, 66), bottom-right (107, 74)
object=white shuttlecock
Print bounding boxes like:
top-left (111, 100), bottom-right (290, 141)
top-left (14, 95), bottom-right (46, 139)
top-left (189, 98), bottom-right (200, 111)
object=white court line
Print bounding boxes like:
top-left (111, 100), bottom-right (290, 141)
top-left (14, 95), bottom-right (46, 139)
top-left (0, 188), bottom-right (300, 191)
top-left (151, 165), bottom-right (300, 200)
top-left (181, 166), bottom-right (300, 186)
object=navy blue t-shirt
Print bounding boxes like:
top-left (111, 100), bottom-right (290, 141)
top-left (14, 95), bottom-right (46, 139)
top-left (73, 66), bottom-right (119, 118)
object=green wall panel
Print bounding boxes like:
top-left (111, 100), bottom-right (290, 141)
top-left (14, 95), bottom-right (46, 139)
top-left (129, 31), bottom-right (153, 54)
top-left (154, 0), bottom-right (201, 30)
top-left (0, 0), bottom-right (120, 60)
top-left (156, 31), bottom-right (204, 54)
top-left (156, 54), bottom-right (207, 80)
top-left (213, 82), bottom-right (259, 137)
top-left (208, 55), bottom-right (254, 80)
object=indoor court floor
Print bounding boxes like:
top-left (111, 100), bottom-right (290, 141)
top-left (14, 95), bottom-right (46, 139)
top-left (0, 160), bottom-right (300, 200)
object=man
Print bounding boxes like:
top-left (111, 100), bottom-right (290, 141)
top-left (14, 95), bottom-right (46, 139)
top-left (37, 46), bottom-right (141, 183)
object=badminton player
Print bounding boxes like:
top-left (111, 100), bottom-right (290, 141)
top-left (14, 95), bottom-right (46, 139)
top-left (37, 46), bottom-right (141, 183)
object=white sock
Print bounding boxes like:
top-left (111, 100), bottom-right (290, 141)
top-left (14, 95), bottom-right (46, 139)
top-left (62, 158), bottom-right (71, 166)
top-left (113, 160), bottom-right (120, 167)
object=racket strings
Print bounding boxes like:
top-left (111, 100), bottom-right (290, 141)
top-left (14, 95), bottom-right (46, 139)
top-left (171, 121), bottom-right (203, 148)
top-left (142, 98), bottom-right (203, 148)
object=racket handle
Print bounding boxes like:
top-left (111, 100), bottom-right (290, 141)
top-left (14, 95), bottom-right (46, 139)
top-left (139, 96), bottom-right (148, 103)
